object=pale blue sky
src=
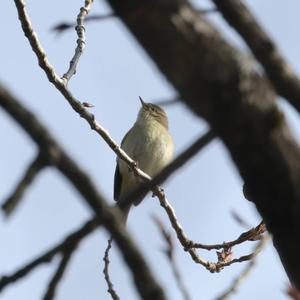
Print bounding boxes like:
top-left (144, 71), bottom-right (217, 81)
top-left (1, 1), bottom-right (299, 299)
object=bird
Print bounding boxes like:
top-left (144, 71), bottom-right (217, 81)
top-left (114, 97), bottom-right (174, 223)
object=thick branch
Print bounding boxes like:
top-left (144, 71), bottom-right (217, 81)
top-left (213, 0), bottom-right (300, 114)
top-left (105, 0), bottom-right (300, 288)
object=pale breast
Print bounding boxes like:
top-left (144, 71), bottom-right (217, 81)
top-left (119, 122), bottom-right (173, 180)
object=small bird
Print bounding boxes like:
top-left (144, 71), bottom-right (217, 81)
top-left (114, 97), bottom-right (174, 222)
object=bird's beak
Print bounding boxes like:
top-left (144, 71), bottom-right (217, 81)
top-left (139, 96), bottom-right (145, 107)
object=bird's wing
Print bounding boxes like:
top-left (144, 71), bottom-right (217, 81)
top-left (113, 164), bottom-right (122, 201)
top-left (113, 129), bottom-right (132, 201)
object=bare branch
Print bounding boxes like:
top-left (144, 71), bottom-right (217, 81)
top-left (52, 12), bottom-right (116, 34)
top-left (153, 216), bottom-right (191, 300)
top-left (230, 210), bottom-right (252, 229)
top-left (153, 190), bottom-right (264, 272)
top-left (43, 245), bottom-right (76, 300)
top-left (190, 221), bottom-right (266, 250)
top-left (62, 0), bottom-right (94, 83)
top-left (103, 237), bottom-right (120, 300)
top-left (216, 235), bottom-right (270, 300)
top-left (0, 218), bottom-right (98, 293)
top-left (2, 152), bottom-right (47, 216)
top-left (0, 84), bottom-right (166, 300)
top-left (213, 0), bottom-right (300, 114)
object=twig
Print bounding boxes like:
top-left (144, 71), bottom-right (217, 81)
top-left (103, 237), bottom-right (120, 300)
top-left (43, 245), bottom-right (76, 300)
top-left (62, 0), bottom-right (94, 83)
top-left (2, 152), bottom-right (47, 216)
top-left (52, 12), bottom-right (116, 33)
top-left (190, 221), bottom-right (266, 250)
top-left (213, 0), bottom-right (300, 115)
top-left (154, 192), bottom-right (263, 272)
top-left (0, 218), bottom-right (98, 293)
top-left (153, 216), bottom-right (191, 300)
top-left (230, 210), bottom-right (252, 229)
top-left (216, 235), bottom-right (270, 300)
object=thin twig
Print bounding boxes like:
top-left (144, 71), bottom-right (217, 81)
top-left (216, 235), bottom-right (270, 300)
top-left (43, 245), bottom-right (76, 300)
top-left (0, 218), bottom-right (98, 293)
top-left (52, 12), bottom-right (116, 33)
top-left (62, 0), bottom-right (94, 83)
top-left (103, 237), bottom-right (120, 300)
top-left (2, 152), bottom-right (47, 216)
top-left (154, 191), bottom-right (262, 273)
top-left (230, 210), bottom-right (252, 229)
top-left (189, 221), bottom-right (266, 250)
top-left (153, 216), bottom-right (191, 300)
top-left (213, 0), bottom-right (300, 115)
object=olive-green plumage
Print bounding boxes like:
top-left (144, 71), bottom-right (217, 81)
top-left (114, 97), bottom-right (174, 222)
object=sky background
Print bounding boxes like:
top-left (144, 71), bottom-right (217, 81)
top-left (1, 1), bottom-right (300, 299)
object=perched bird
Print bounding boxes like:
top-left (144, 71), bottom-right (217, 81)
top-left (114, 97), bottom-right (174, 222)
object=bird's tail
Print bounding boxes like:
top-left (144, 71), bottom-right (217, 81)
top-left (117, 203), bottom-right (131, 225)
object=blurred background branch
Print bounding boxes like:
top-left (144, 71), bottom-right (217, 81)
top-left (105, 0), bottom-right (300, 289)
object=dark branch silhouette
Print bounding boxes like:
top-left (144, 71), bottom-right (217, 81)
top-left (106, 0), bottom-right (300, 289)
top-left (2, 153), bottom-right (47, 215)
top-left (0, 218), bottom-right (98, 293)
top-left (42, 244), bottom-right (77, 300)
top-left (213, 0), bottom-right (300, 114)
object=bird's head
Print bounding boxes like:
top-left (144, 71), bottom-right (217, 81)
top-left (137, 96), bottom-right (169, 129)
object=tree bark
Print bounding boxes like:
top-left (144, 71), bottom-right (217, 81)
top-left (105, 0), bottom-right (300, 287)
